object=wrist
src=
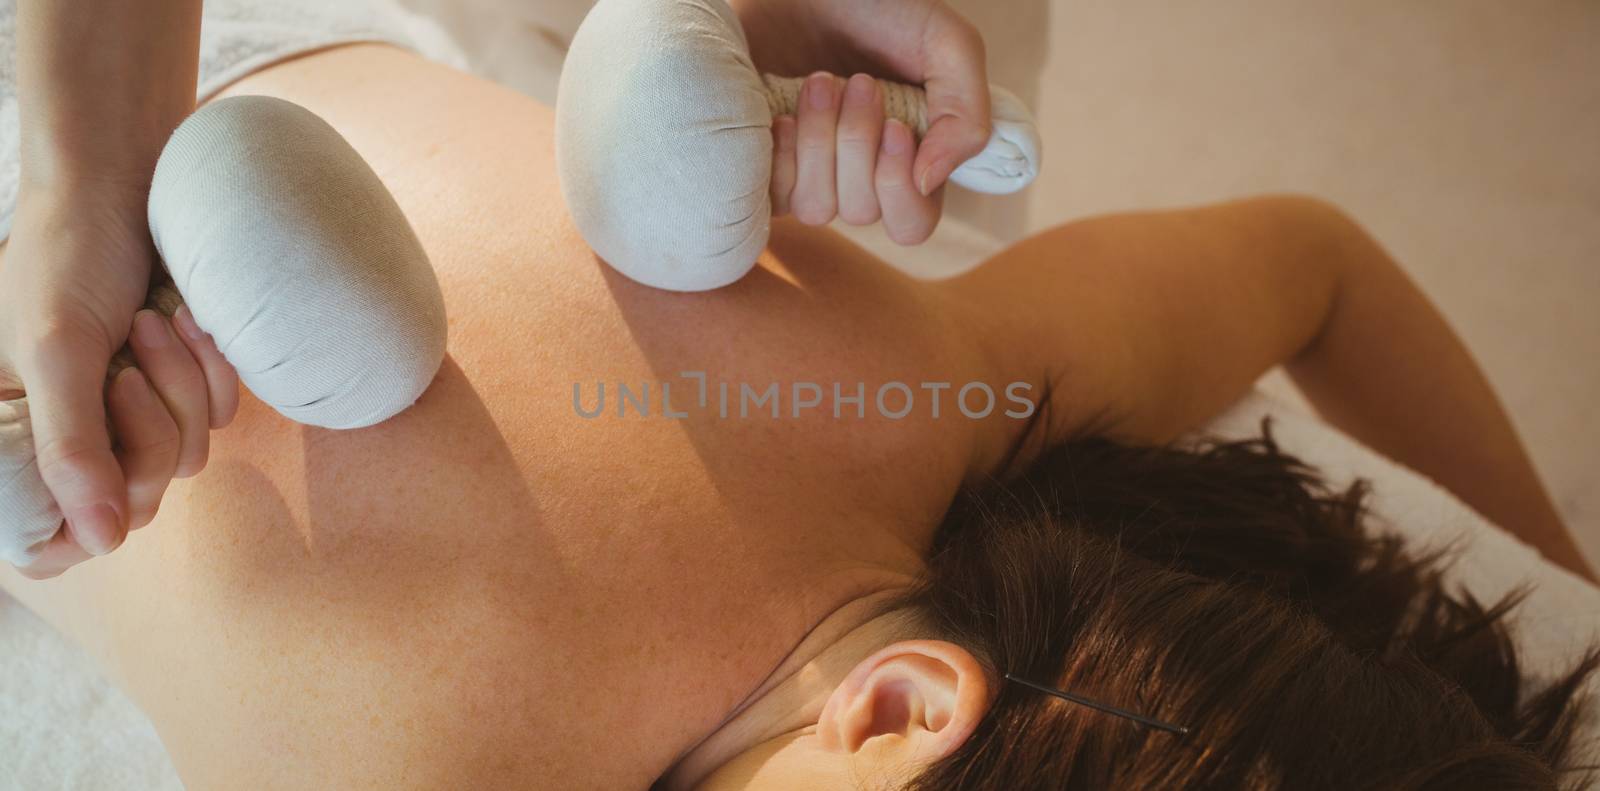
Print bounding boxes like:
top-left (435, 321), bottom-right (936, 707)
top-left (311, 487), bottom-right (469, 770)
top-left (17, 95), bottom-right (188, 197)
top-left (18, 133), bottom-right (164, 200)
top-left (14, 167), bottom-right (151, 233)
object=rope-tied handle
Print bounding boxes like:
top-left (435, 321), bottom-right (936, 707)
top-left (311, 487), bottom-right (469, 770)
top-left (106, 276), bottom-right (185, 388)
top-left (762, 73), bottom-right (1040, 194)
top-left (762, 74), bottom-right (930, 134)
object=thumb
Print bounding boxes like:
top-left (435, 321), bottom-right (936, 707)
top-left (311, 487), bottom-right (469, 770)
top-left (912, 13), bottom-right (991, 196)
top-left (18, 331), bottom-right (128, 556)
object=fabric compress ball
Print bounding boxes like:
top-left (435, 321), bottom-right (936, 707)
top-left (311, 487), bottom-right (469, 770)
top-left (149, 95), bottom-right (448, 430)
top-left (556, 0), bottom-right (774, 292)
top-left (0, 399), bottom-right (55, 567)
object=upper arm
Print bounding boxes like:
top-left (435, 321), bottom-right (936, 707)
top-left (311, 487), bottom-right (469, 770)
top-left (941, 195), bottom-right (1351, 447)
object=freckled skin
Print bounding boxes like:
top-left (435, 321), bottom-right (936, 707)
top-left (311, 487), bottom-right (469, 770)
top-left (0, 47), bottom-right (1023, 790)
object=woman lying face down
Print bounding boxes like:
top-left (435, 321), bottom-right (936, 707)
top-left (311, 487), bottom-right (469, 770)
top-left (1, 42), bottom-right (1594, 791)
top-left (669, 434), bottom-right (1597, 790)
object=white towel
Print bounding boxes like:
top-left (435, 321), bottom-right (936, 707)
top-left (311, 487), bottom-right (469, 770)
top-left (1203, 392), bottom-right (1600, 689)
top-left (0, 601), bottom-right (182, 790)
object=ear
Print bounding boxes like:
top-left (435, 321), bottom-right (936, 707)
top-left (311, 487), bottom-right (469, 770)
top-left (816, 640), bottom-right (990, 764)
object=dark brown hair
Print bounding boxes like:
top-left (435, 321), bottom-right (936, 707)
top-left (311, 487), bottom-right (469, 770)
top-left (898, 426), bottom-right (1598, 790)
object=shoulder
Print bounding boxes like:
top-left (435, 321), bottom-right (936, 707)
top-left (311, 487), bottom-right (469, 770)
top-left (936, 195), bottom-right (1363, 475)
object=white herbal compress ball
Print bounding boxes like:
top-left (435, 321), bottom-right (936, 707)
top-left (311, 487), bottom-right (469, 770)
top-left (148, 96), bottom-right (448, 430)
top-left (555, 0), bottom-right (1043, 292)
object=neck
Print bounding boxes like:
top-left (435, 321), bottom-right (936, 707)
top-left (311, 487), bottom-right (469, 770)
top-left (660, 588), bottom-right (924, 789)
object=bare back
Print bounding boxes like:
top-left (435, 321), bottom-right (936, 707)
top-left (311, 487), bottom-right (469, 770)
top-left (0, 46), bottom-right (1020, 789)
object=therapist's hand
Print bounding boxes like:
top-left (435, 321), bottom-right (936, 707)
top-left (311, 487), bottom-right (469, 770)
top-left (2, 0), bottom-right (215, 578)
top-left (735, 0), bottom-right (991, 239)
top-left (0, 181), bottom-right (238, 579)
top-left (771, 73), bottom-right (945, 244)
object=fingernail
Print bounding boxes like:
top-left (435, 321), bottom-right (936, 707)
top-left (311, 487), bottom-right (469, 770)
top-left (916, 159), bottom-right (942, 197)
top-left (882, 120), bottom-right (912, 157)
top-left (805, 72), bottom-right (835, 110)
top-left (69, 502), bottom-right (123, 556)
top-left (844, 74), bottom-right (876, 107)
top-left (134, 310), bottom-right (173, 349)
top-left (174, 306), bottom-right (206, 341)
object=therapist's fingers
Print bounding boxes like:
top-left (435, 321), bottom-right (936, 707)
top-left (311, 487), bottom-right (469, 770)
top-left (14, 527), bottom-right (93, 580)
top-left (876, 119), bottom-right (941, 245)
top-left (912, 14), bottom-right (991, 196)
top-left (128, 310), bottom-right (209, 480)
top-left (172, 306), bottom-right (239, 430)
top-left (107, 367), bottom-right (180, 530)
top-left (20, 329), bottom-right (128, 557)
top-left (791, 72), bottom-right (842, 226)
top-left (770, 115), bottom-right (798, 217)
top-left (835, 74), bottom-right (884, 226)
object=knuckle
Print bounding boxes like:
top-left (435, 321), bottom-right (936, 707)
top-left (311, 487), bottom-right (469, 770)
top-left (204, 357), bottom-right (240, 384)
top-left (963, 121), bottom-right (992, 149)
top-left (886, 217), bottom-right (935, 246)
top-left (127, 472), bottom-right (171, 500)
top-left (957, 18), bottom-right (985, 55)
top-left (20, 322), bottom-right (108, 370)
top-left (33, 436), bottom-right (105, 488)
top-left (796, 138), bottom-right (835, 157)
top-left (29, 311), bottom-right (100, 344)
top-left (836, 133), bottom-right (878, 152)
top-left (126, 431), bottom-right (182, 459)
top-left (28, 295), bottom-right (119, 343)
top-left (128, 469), bottom-right (174, 497)
top-left (839, 201), bottom-right (881, 226)
top-left (792, 198), bottom-right (836, 226)
top-left (159, 369), bottom-right (210, 398)
top-left (875, 172), bottom-right (912, 194)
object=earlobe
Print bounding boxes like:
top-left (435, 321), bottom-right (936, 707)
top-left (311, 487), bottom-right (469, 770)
top-left (817, 640), bottom-right (990, 762)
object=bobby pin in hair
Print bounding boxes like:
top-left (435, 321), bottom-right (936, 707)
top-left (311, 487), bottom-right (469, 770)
top-left (1003, 672), bottom-right (1191, 736)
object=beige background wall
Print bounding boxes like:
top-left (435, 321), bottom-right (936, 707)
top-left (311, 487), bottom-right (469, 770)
top-left (1022, 1), bottom-right (1600, 563)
